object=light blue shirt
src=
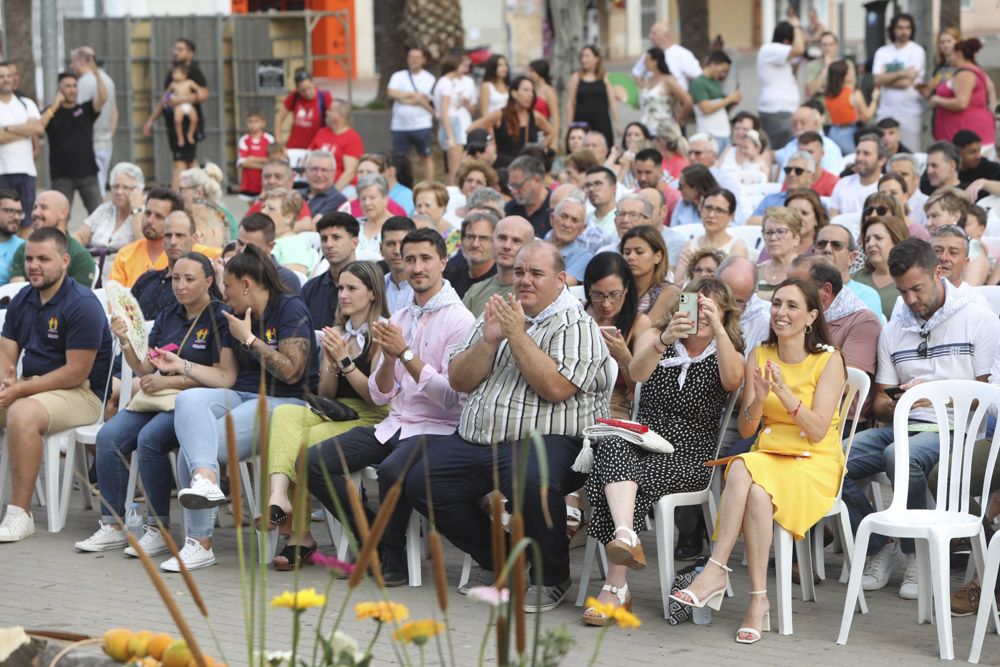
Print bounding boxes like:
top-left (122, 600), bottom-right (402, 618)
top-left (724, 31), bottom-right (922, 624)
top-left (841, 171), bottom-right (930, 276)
top-left (775, 135), bottom-right (845, 175)
top-left (559, 239), bottom-right (594, 283)
top-left (0, 235), bottom-right (24, 285)
top-left (384, 273), bottom-right (414, 314)
top-left (846, 279), bottom-right (886, 323)
top-left (389, 182), bottom-right (415, 215)
top-left (670, 201), bottom-right (701, 227)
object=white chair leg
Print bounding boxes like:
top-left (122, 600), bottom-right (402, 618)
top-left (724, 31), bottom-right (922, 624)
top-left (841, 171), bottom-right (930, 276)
top-left (774, 523), bottom-right (794, 635)
top-left (796, 530), bottom-right (817, 603)
top-left (812, 519), bottom-right (827, 581)
top-left (837, 525), bottom-right (872, 645)
top-left (405, 511), bottom-right (422, 587)
top-left (124, 455), bottom-right (139, 510)
top-left (597, 537), bottom-right (609, 578)
top-left (655, 502), bottom-right (676, 620)
top-left (916, 539), bottom-right (933, 625)
top-left (458, 553), bottom-right (472, 590)
top-left (704, 494), bottom-right (733, 597)
top-left (928, 536), bottom-right (955, 660)
top-left (870, 479), bottom-right (886, 512)
top-left (74, 442), bottom-right (93, 510)
top-left (835, 508), bottom-right (867, 613)
top-left (44, 436), bottom-right (64, 532)
top-left (575, 536), bottom-right (599, 607)
top-left (969, 537), bottom-right (1000, 663)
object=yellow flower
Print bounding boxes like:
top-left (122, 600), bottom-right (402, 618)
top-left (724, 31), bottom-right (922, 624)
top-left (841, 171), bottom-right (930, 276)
top-left (270, 588), bottom-right (327, 610)
top-left (583, 596), bottom-right (616, 618)
top-left (392, 619), bottom-right (445, 646)
top-left (354, 600), bottom-right (410, 623)
top-left (612, 607), bottom-right (641, 629)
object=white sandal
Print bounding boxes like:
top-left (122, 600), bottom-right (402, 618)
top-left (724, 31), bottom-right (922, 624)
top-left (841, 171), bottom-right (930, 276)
top-left (669, 557), bottom-right (731, 610)
top-left (735, 590), bottom-right (771, 644)
top-left (581, 582), bottom-right (631, 627)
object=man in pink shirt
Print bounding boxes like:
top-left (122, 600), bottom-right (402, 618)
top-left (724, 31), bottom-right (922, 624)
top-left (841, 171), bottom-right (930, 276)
top-left (306, 227), bottom-right (474, 586)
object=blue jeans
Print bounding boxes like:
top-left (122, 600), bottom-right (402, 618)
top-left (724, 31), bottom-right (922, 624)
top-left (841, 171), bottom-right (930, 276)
top-left (173, 388), bottom-right (304, 538)
top-left (827, 124), bottom-right (857, 155)
top-left (841, 425), bottom-right (942, 555)
top-left (96, 409), bottom-right (178, 525)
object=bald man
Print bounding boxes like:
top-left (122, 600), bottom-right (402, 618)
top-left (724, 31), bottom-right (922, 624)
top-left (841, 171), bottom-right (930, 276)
top-left (8, 190), bottom-right (96, 286)
top-left (631, 21), bottom-right (702, 91)
top-left (463, 215), bottom-right (536, 317)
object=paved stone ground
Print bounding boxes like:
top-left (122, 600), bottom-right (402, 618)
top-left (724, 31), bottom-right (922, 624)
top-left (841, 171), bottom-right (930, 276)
top-left (0, 488), bottom-right (992, 666)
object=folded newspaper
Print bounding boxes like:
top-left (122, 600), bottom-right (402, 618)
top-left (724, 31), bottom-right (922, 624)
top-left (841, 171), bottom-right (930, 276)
top-left (572, 418), bottom-right (673, 473)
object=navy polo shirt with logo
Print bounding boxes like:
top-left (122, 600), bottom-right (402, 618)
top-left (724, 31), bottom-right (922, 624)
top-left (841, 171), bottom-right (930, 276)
top-left (229, 293), bottom-right (318, 398)
top-left (2, 277), bottom-right (113, 400)
top-left (300, 270), bottom-right (338, 329)
top-left (149, 300), bottom-right (229, 367)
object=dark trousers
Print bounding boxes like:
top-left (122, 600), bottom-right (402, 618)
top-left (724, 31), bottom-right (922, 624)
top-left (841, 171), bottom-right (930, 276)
top-left (405, 432), bottom-right (586, 586)
top-left (306, 426), bottom-right (422, 551)
top-left (51, 174), bottom-right (102, 214)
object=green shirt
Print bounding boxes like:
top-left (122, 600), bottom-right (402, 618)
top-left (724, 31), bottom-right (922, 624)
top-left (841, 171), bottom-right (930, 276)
top-left (689, 75), bottom-right (724, 104)
top-left (852, 269), bottom-right (899, 322)
top-left (462, 274), bottom-right (514, 318)
top-left (11, 235), bottom-right (97, 287)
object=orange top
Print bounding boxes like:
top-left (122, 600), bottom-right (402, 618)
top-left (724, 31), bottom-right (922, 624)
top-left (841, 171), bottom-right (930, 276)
top-left (825, 86), bottom-right (857, 126)
top-left (110, 240), bottom-right (221, 288)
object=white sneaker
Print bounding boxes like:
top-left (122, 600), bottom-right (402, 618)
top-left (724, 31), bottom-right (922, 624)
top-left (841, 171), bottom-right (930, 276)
top-left (160, 537), bottom-right (216, 572)
top-left (75, 522), bottom-right (127, 552)
top-left (861, 542), bottom-right (903, 591)
top-left (124, 526), bottom-right (170, 557)
top-left (177, 474), bottom-right (227, 510)
top-left (0, 505), bottom-right (35, 542)
top-left (899, 554), bottom-right (920, 599)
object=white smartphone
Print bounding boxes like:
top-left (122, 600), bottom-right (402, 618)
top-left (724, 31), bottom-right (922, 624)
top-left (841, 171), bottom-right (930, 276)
top-left (678, 293), bottom-right (698, 334)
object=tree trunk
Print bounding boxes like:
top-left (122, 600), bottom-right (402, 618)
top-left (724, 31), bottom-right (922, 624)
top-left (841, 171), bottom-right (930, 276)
top-left (547, 0), bottom-right (586, 129)
top-left (938, 0), bottom-right (961, 32)
top-left (377, 0), bottom-right (407, 104)
top-left (678, 0), bottom-right (710, 62)
top-left (4, 0), bottom-right (36, 101)
top-left (402, 0), bottom-right (464, 65)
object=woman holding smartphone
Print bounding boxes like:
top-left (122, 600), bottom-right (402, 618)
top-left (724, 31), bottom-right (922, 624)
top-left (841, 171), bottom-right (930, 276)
top-left (264, 261), bottom-right (390, 570)
top-left (580, 277), bottom-right (744, 625)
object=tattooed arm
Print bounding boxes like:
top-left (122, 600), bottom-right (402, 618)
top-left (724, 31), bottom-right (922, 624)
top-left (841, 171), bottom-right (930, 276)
top-left (249, 336), bottom-right (310, 384)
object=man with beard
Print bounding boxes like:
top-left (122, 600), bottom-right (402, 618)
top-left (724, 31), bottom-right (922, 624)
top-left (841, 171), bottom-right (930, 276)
top-left (131, 210), bottom-right (199, 320)
top-left (829, 134), bottom-right (887, 216)
top-left (8, 191), bottom-right (95, 286)
top-left (631, 148), bottom-right (681, 224)
top-left (0, 190), bottom-right (24, 285)
top-left (503, 155), bottom-right (550, 237)
top-left (463, 215), bottom-right (535, 317)
top-left (0, 227), bottom-right (113, 541)
top-left (108, 188), bottom-right (185, 287)
top-left (443, 211), bottom-right (498, 298)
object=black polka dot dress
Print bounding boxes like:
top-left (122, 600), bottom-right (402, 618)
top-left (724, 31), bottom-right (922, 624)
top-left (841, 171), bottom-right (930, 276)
top-left (585, 345), bottom-right (728, 544)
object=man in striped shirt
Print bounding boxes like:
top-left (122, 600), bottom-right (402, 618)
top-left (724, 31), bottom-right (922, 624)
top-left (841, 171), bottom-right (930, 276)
top-left (407, 240), bottom-right (612, 612)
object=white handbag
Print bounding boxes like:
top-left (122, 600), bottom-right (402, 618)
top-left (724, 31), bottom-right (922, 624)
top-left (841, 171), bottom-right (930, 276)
top-left (572, 418), bottom-right (674, 473)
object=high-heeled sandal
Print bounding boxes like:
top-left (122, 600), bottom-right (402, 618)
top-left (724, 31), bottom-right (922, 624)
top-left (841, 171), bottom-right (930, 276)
top-left (669, 557), bottom-right (731, 610)
top-left (606, 526), bottom-right (646, 570)
top-left (735, 590), bottom-right (771, 644)
top-left (272, 542), bottom-right (317, 571)
top-left (581, 583), bottom-right (631, 627)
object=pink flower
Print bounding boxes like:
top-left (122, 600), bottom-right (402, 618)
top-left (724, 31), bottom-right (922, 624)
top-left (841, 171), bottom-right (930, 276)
top-left (467, 586), bottom-right (509, 607)
top-left (311, 551), bottom-right (355, 575)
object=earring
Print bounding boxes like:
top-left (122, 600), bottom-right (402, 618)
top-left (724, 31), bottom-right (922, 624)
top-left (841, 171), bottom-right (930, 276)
top-left (243, 288), bottom-right (249, 296)
top-left (804, 323), bottom-right (813, 334)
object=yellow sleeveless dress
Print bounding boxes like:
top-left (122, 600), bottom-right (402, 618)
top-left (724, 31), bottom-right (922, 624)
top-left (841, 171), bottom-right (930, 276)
top-left (731, 345), bottom-right (844, 540)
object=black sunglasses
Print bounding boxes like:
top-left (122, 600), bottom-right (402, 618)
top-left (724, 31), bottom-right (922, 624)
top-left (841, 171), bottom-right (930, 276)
top-left (783, 166), bottom-right (806, 176)
top-left (815, 239), bottom-right (847, 251)
top-left (917, 329), bottom-right (930, 358)
top-left (864, 205), bottom-right (890, 218)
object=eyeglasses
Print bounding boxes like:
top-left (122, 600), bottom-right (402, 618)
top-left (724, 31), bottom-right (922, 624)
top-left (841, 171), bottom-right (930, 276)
top-left (111, 184), bottom-right (137, 192)
top-left (701, 204), bottom-right (730, 216)
top-left (463, 233), bottom-right (492, 245)
top-left (783, 166), bottom-right (807, 176)
top-left (590, 290), bottom-right (625, 303)
top-left (863, 205), bottom-right (890, 218)
top-left (615, 211), bottom-right (650, 221)
top-left (507, 179), bottom-right (527, 192)
top-left (763, 227), bottom-right (792, 238)
top-left (815, 239), bottom-right (847, 251)
top-left (917, 329), bottom-right (930, 358)
top-left (0, 207), bottom-right (23, 219)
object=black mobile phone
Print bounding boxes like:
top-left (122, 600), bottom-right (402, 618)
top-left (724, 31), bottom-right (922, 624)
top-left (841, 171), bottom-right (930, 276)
top-left (884, 387), bottom-right (904, 400)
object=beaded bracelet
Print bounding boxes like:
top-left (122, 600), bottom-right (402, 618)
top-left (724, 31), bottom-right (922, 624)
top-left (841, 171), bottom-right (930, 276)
top-left (789, 400), bottom-right (803, 418)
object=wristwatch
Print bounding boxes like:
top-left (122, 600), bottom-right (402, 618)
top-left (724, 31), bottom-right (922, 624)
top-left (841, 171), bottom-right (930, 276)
top-left (130, 207), bottom-right (142, 215)
top-left (400, 348), bottom-right (415, 364)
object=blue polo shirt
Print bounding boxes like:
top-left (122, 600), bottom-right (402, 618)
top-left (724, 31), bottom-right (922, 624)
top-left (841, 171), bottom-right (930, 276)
top-left (300, 270), bottom-right (338, 329)
top-left (149, 300), bottom-right (230, 367)
top-left (559, 238), bottom-right (595, 283)
top-left (229, 293), bottom-right (318, 398)
top-left (2, 276), bottom-right (113, 399)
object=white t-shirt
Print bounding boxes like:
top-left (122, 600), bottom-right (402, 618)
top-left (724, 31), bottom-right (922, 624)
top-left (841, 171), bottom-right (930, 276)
top-left (0, 95), bottom-right (40, 176)
top-left (387, 68), bottom-right (436, 131)
top-left (756, 43), bottom-right (799, 114)
top-left (829, 174), bottom-right (878, 214)
top-left (433, 76), bottom-right (462, 120)
top-left (872, 41), bottom-right (926, 118)
top-left (878, 296), bottom-right (999, 423)
top-left (454, 75), bottom-right (477, 130)
top-left (630, 44), bottom-right (702, 91)
top-left (77, 69), bottom-right (116, 148)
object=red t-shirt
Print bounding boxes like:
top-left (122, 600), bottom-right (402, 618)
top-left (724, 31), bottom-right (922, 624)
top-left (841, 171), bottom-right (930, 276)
top-left (283, 90), bottom-right (331, 149)
top-left (237, 131), bottom-right (275, 195)
top-left (308, 126), bottom-right (365, 185)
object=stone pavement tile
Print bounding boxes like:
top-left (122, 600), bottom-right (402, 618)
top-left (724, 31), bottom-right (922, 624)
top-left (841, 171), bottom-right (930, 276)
top-left (0, 503), bottom-right (990, 665)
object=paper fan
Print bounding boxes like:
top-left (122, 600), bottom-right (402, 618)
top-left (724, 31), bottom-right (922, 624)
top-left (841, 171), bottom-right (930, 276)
top-left (104, 280), bottom-right (148, 358)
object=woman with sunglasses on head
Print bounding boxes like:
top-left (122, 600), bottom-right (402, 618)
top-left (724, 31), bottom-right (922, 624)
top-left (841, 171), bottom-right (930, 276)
top-left (854, 214), bottom-right (910, 320)
top-left (756, 207), bottom-right (802, 299)
top-left (583, 277), bottom-right (744, 626)
top-left (468, 75), bottom-right (555, 168)
top-left (684, 248), bottom-right (726, 285)
top-left (264, 260), bottom-right (390, 570)
top-left (675, 188), bottom-right (748, 283)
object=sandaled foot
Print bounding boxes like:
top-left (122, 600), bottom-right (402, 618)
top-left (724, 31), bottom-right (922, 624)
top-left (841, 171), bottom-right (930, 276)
top-left (670, 557), bottom-right (730, 609)
top-left (606, 526), bottom-right (646, 570)
top-left (272, 542), bottom-right (317, 571)
top-left (581, 583), bottom-right (631, 627)
top-left (735, 591), bottom-right (770, 644)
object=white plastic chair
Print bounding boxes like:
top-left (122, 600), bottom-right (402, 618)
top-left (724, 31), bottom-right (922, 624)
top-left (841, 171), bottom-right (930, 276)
top-left (669, 223), bottom-right (704, 241)
top-left (728, 225), bottom-right (762, 262)
top-left (829, 212), bottom-right (862, 241)
top-left (0, 281), bottom-right (29, 303)
top-left (771, 367), bottom-right (870, 635)
top-left (301, 231), bottom-right (321, 256)
top-left (837, 380), bottom-right (1000, 660)
top-left (968, 519), bottom-right (1000, 662)
top-left (974, 285), bottom-right (1000, 316)
top-left (569, 285), bottom-right (586, 303)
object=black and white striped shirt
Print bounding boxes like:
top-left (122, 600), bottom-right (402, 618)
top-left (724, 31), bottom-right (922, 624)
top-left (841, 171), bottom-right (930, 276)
top-left (456, 307), bottom-right (613, 445)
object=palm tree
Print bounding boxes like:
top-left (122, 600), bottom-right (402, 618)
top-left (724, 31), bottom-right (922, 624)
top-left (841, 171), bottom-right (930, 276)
top-left (377, 0), bottom-right (463, 102)
top-left (678, 0), bottom-right (709, 62)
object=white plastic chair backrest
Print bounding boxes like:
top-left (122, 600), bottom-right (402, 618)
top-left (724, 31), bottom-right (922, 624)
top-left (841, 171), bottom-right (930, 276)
top-left (670, 223), bottom-right (704, 241)
top-left (118, 355), bottom-right (134, 411)
top-left (301, 231), bottom-right (321, 256)
top-left (0, 281), bottom-right (29, 302)
top-left (912, 152), bottom-right (928, 173)
top-left (92, 288), bottom-right (109, 316)
top-left (974, 285), bottom-right (1000, 316)
top-left (842, 152), bottom-right (856, 166)
top-left (741, 182), bottom-right (782, 197)
top-left (292, 270), bottom-right (308, 286)
top-left (312, 257), bottom-right (330, 278)
top-left (892, 380), bottom-right (1000, 516)
top-left (569, 285), bottom-right (586, 303)
top-left (630, 381), bottom-right (641, 420)
top-left (830, 212), bottom-right (862, 241)
top-left (605, 357), bottom-right (618, 403)
top-left (836, 367), bottom-right (871, 496)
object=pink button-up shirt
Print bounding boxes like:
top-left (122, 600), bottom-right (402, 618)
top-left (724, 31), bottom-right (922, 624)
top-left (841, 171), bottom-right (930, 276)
top-left (368, 302), bottom-right (475, 443)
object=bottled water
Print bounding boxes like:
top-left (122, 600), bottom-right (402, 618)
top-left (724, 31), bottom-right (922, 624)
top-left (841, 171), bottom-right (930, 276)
top-left (125, 502), bottom-right (143, 540)
top-left (691, 565), bottom-right (712, 625)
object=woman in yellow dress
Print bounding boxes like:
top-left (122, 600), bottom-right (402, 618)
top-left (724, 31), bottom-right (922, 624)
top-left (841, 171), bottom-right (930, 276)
top-left (671, 277), bottom-right (846, 644)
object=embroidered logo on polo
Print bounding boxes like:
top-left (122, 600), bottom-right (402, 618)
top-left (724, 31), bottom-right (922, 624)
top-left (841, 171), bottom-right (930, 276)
top-left (265, 326), bottom-right (278, 349)
top-left (47, 316), bottom-right (59, 339)
top-left (192, 327), bottom-right (209, 350)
